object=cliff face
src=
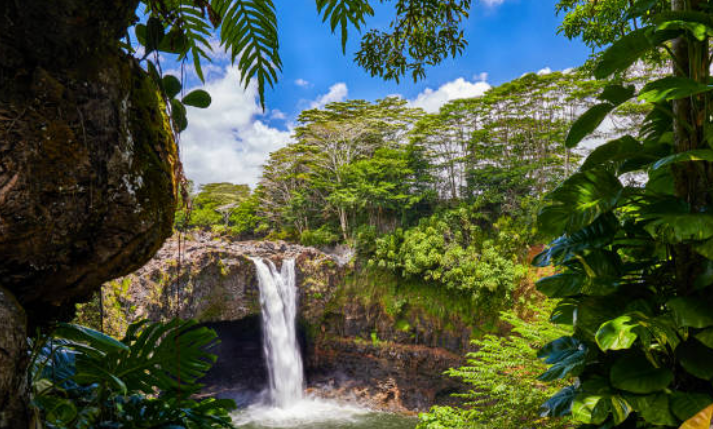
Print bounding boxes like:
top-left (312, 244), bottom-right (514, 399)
top-left (83, 232), bottom-right (474, 412)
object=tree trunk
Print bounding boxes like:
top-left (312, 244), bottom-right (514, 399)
top-left (0, 288), bottom-right (30, 429)
top-left (671, 0), bottom-right (713, 291)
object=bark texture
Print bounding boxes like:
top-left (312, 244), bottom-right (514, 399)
top-left (0, 288), bottom-right (30, 429)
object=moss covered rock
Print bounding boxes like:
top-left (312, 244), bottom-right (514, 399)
top-left (0, 0), bottom-right (177, 325)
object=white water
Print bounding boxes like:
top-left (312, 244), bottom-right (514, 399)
top-left (252, 257), bottom-right (303, 407)
top-left (237, 258), bottom-right (373, 428)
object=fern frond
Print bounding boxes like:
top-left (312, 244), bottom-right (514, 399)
top-left (315, 0), bottom-right (374, 53)
top-left (212, 0), bottom-right (282, 108)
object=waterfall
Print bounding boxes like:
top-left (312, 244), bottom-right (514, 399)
top-left (251, 257), bottom-right (304, 407)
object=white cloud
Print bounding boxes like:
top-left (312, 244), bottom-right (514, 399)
top-left (295, 78), bottom-right (310, 87)
top-left (270, 109), bottom-right (287, 120)
top-left (309, 82), bottom-right (348, 109)
top-left (537, 67), bottom-right (553, 75)
top-left (409, 77), bottom-right (491, 113)
top-left (180, 66), bottom-right (293, 188)
top-left (481, 0), bottom-right (505, 6)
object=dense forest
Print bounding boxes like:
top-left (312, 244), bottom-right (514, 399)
top-left (5, 0), bottom-right (713, 428)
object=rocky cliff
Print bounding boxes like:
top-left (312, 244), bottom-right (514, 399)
top-left (81, 232), bottom-right (475, 412)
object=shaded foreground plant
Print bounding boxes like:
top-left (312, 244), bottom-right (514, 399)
top-left (535, 2), bottom-right (713, 427)
top-left (30, 319), bottom-right (235, 428)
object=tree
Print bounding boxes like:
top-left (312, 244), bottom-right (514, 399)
top-left (535, 2), bottom-right (713, 428)
top-left (0, 1), bottom-right (479, 425)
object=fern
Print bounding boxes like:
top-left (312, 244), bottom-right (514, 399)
top-left (213, 0), bottom-right (281, 108)
top-left (315, 0), bottom-right (375, 53)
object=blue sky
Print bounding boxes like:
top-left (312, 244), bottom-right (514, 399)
top-left (167, 0), bottom-right (594, 187)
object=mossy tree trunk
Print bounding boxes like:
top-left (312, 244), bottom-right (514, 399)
top-left (0, 1), bottom-right (178, 426)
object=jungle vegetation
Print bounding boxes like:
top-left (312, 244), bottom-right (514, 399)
top-left (25, 0), bottom-right (713, 428)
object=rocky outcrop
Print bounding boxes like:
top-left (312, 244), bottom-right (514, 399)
top-left (308, 337), bottom-right (465, 412)
top-left (0, 1), bottom-right (178, 425)
top-left (79, 231), bottom-right (343, 335)
top-left (86, 232), bottom-right (473, 412)
top-left (0, 0), bottom-right (177, 326)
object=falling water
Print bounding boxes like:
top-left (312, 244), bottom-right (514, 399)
top-left (235, 258), bottom-right (409, 427)
top-left (251, 257), bottom-right (304, 407)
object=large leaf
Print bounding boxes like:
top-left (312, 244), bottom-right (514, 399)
top-left (540, 169), bottom-right (623, 236)
top-left (537, 336), bottom-right (588, 381)
top-left (581, 135), bottom-right (642, 172)
top-left (541, 386), bottom-right (576, 417)
top-left (610, 353), bottom-right (673, 394)
top-left (668, 297), bottom-right (713, 329)
top-left (533, 214), bottom-right (619, 268)
top-left (536, 272), bottom-right (586, 298)
top-left (678, 339), bottom-right (713, 380)
top-left (680, 403), bottom-right (713, 429)
top-left (594, 27), bottom-right (655, 79)
top-left (599, 84), bottom-right (636, 105)
top-left (566, 103), bottom-right (615, 148)
top-left (596, 315), bottom-right (640, 351)
top-left (214, 0), bottom-right (283, 108)
top-left (572, 378), bottom-right (632, 425)
top-left (653, 149), bottom-right (713, 170)
top-left (625, 393), bottom-right (678, 426)
top-left (55, 323), bottom-right (129, 354)
top-left (639, 77), bottom-right (712, 103)
top-left (671, 393), bottom-right (713, 422)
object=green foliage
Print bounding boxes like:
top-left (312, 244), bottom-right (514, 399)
top-left (132, 0), bottom-right (476, 108)
top-left (300, 226), bottom-right (339, 247)
top-left (417, 301), bottom-right (572, 429)
top-left (536, 2), bottom-right (713, 428)
top-left (176, 182), bottom-right (267, 237)
top-left (30, 320), bottom-right (235, 428)
top-left (372, 207), bottom-right (529, 310)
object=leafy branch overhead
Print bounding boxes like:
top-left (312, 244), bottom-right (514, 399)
top-left (133, 0), bottom-right (474, 112)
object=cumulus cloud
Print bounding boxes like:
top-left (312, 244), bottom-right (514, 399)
top-left (295, 78), bottom-right (310, 87)
top-left (309, 82), bottom-right (349, 109)
top-left (180, 66), bottom-right (293, 188)
top-left (409, 77), bottom-right (491, 112)
top-left (537, 67), bottom-right (553, 75)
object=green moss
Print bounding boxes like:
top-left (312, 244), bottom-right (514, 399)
top-left (395, 319), bottom-right (411, 332)
top-left (326, 266), bottom-right (501, 343)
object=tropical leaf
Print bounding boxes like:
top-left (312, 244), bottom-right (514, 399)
top-left (610, 353), bottom-right (673, 394)
top-left (182, 89), bottom-right (212, 108)
top-left (539, 169), bottom-right (623, 236)
top-left (596, 315), bottom-right (641, 351)
top-left (668, 297), bottom-right (713, 329)
top-left (653, 149), bottom-right (713, 170)
top-left (678, 339), bottom-right (713, 380)
top-left (565, 103), bottom-right (616, 148)
top-left (671, 393), bottom-right (713, 422)
top-left (537, 336), bottom-right (588, 381)
top-left (639, 77), bottom-right (712, 103)
top-left (213, 0), bottom-right (282, 108)
top-left (679, 403), bottom-right (713, 429)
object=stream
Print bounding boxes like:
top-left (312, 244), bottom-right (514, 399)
top-left (235, 258), bottom-right (417, 429)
